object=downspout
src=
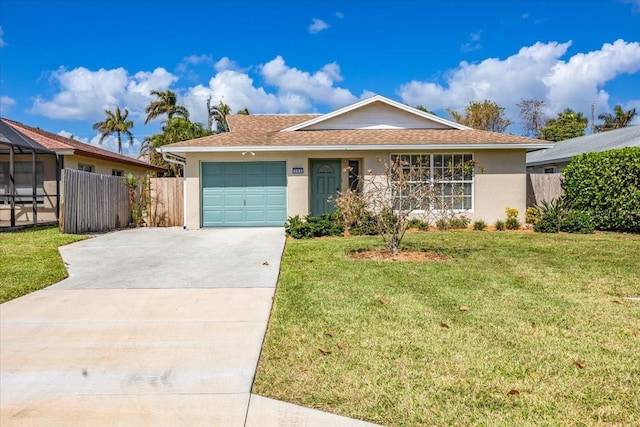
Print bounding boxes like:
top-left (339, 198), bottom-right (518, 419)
top-left (161, 151), bottom-right (187, 229)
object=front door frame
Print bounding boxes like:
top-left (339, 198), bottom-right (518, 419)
top-left (310, 158), bottom-right (342, 216)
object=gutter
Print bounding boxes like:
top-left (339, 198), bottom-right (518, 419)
top-left (162, 143), bottom-right (555, 154)
top-left (161, 151), bottom-right (187, 229)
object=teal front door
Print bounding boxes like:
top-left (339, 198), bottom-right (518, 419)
top-left (201, 161), bottom-right (287, 227)
top-left (311, 159), bottom-right (341, 216)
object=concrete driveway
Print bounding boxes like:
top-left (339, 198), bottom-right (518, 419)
top-left (1, 227), bottom-right (378, 427)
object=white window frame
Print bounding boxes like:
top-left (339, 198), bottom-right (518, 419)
top-left (390, 153), bottom-right (474, 212)
top-left (112, 169), bottom-right (124, 177)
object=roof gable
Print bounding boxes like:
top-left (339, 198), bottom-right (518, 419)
top-left (281, 95), bottom-right (470, 132)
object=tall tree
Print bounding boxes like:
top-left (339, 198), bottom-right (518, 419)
top-left (516, 98), bottom-right (546, 138)
top-left (447, 100), bottom-right (512, 133)
top-left (414, 105), bottom-right (435, 115)
top-left (596, 105), bottom-right (637, 132)
top-left (539, 108), bottom-right (588, 142)
top-left (141, 117), bottom-right (213, 176)
top-left (144, 90), bottom-right (189, 124)
top-left (207, 98), bottom-right (231, 133)
top-left (92, 106), bottom-right (135, 154)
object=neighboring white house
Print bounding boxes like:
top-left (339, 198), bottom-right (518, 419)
top-left (160, 95), bottom-right (552, 229)
top-left (527, 125), bottom-right (640, 173)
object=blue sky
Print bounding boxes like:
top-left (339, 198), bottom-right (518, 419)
top-left (1, 0), bottom-right (639, 155)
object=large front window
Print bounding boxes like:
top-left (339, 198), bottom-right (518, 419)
top-left (391, 154), bottom-right (474, 211)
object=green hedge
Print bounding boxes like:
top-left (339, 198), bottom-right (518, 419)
top-left (562, 147), bottom-right (640, 232)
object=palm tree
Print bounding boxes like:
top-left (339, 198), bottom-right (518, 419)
top-left (207, 98), bottom-right (231, 133)
top-left (144, 90), bottom-right (189, 124)
top-left (92, 106), bottom-right (135, 154)
top-left (596, 105), bottom-right (637, 132)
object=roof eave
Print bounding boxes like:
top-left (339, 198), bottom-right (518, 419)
top-left (162, 143), bottom-right (554, 154)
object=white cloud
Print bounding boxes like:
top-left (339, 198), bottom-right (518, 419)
top-left (461, 31), bottom-right (482, 52)
top-left (336, 11), bottom-right (344, 19)
top-left (309, 18), bottom-right (329, 34)
top-left (0, 95), bottom-right (16, 113)
top-left (29, 57), bottom-right (357, 126)
top-left (214, 57), bottom-right (240, 72)
top-left (29, 66), bottom-right (177, 121)
top-left (0, 26), bottom-right (5, 47)
top-left (398, 39), bottom-right (640, 125)
top-left (261, 56), bottom-right (357, 110)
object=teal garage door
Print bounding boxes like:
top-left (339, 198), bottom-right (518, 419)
top-left (201, 162), bottom-right (287, 227)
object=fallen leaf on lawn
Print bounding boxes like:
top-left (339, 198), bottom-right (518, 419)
top-left (300, 366), bottom-right (308, 372)
top-left (612, 300), bottom-right (624, 304)
top-left (574, 360), bottom-right (586, 369)
top-left (324, 332), bottom-right (334, 338)
top-left (440, 322), bottom-right (450, 329)
top-left (379, 297), bottom-right (390, 305)
top-left (262, 261), bottom-right (269, 266)
top-left (459, 306), bottom-right (469, 311)
top-left (318, 348), bottom-right (332, 355)
top-left (635, 331), bottom-right (640, 338)
top-left (532, 330), bottom-right (540, 337)
top-left (337, 342), bottom-right (344, 350)
top-left (507, 389), bottom-right (520, 396)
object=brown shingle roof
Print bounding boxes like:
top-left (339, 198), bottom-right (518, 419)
top-left (1, 118), bottom-right (165, 172)
top-left (166, 114), bottom-right (549, 149)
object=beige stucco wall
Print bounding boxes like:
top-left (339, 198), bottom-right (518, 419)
top-left (63, 155), bottom-right (153, 177)
top-left (0, 154), bottom-right (58, 223)
top-left (183, 149), bottom-right (528, 229)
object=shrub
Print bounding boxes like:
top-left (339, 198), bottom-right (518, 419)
top-left (533, 198), bottom-right (566, 233)
top-left (495, 220), bottom-right (506, 231)
top-left (504, 207), bottom-right (521, 230)
top-left (560, 210), bottom-right (595, 234)
top-left (526, 207), bottom-right (541, 225)
top-left (349, 211), bottom-right (379, 236)
top-left (562, 147), bottom-right (640, 232)
top-left (449, 215), bottom-right (471, 230)
top-left (435, 218), bottom-right (449, 231)
top-left (407, 218), bottom-right (430, 230)
top-left (284, 213), bottom-right (344, 239)
top-left (473, 220), bottom-right (487, 231)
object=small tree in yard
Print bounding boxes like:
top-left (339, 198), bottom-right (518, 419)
top-left (335, 155), bottom-right (477, 254)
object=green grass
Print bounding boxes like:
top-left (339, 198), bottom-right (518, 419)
top-left (0, 226), bottom-right (86, 303)
top-left (254, 231), bottom-right (640, 426)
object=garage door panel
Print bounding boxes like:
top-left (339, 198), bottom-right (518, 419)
top-left (201, 162), bottom-right (286, 227)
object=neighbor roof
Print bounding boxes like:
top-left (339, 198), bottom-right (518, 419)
top-left (0, 120), bottom-right (54, 154)
top-left (527, 125), bottom-right (640, 166)
top-left (1, 118), bottom-right (165, 172)
top-left (164, 111), bottom-right (550, 153)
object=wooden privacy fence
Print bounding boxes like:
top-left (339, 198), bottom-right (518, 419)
top-left (60, 169), bottom-right (130, 234)
top-left (527, 173), bottom-right (563, 207)
top-left (148, 177), bottom-right (183, 227)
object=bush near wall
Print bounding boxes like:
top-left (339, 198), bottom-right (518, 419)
top-left (562, 147), bottom-right (640, 233)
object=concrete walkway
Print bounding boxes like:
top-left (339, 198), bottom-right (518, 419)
top-left (1, 228), bottom-right (379, 426)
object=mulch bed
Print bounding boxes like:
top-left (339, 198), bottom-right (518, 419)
top-left (348, 250), bottom-right (448, 262)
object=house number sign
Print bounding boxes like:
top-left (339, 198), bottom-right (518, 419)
top-left (292, 167), bottom-right (304, 174)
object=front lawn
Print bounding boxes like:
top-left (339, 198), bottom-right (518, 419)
top-left (254, 231), bottom-right (640, 426)
top-left (0, 226), bottom-right (86, 303)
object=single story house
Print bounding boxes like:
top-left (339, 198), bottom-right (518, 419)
top-left (160, 95), bottom-right (552, 229)
top-left (527, 125), bottom-right (640, 173)
top-left (1, 118), bottom-right (164, 227)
